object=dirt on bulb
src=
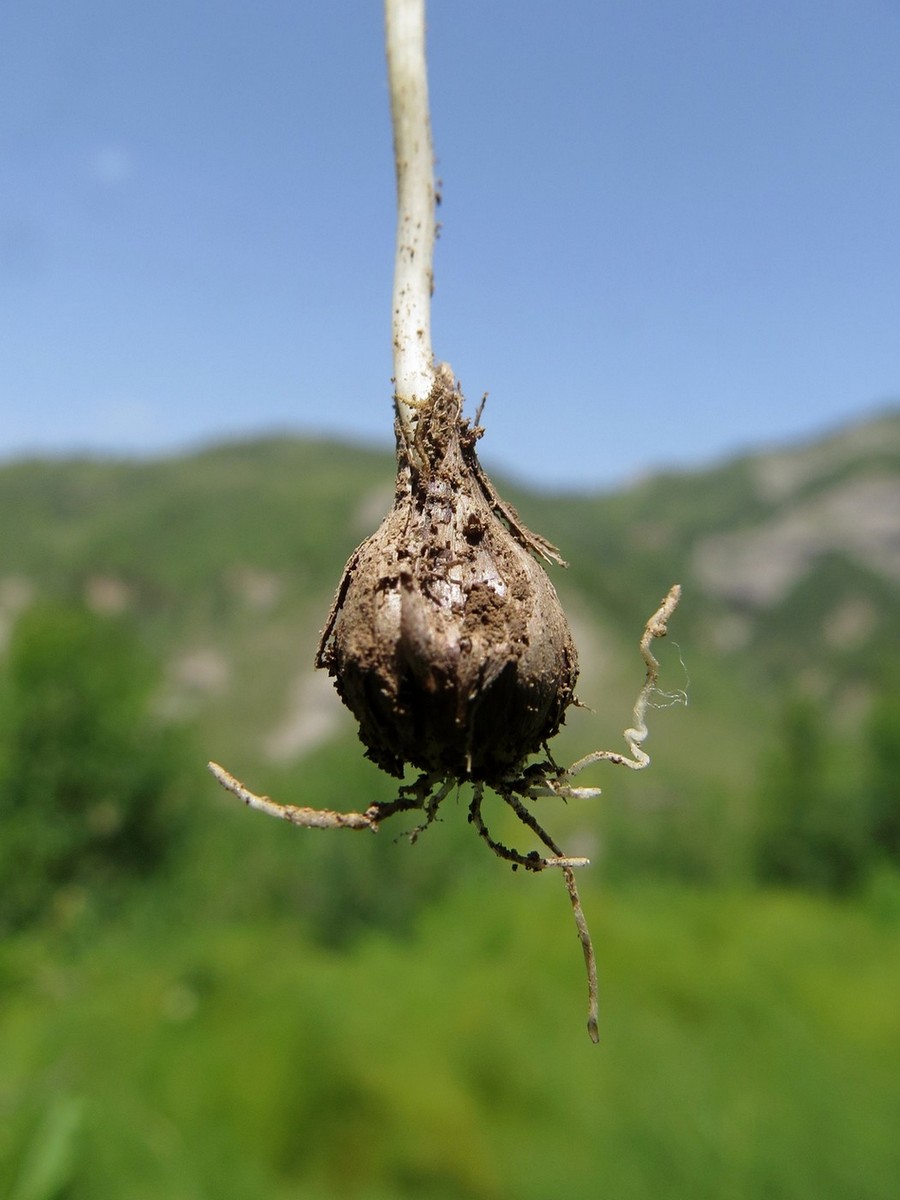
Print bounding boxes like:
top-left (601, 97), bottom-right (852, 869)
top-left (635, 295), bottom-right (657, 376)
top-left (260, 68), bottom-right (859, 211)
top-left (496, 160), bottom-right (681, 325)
top-left (316, 373), bottom-right (578, 784)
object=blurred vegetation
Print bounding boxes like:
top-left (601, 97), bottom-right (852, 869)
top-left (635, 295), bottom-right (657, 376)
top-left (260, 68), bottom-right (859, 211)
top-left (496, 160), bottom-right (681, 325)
top-left (2, 875), bottom-right (899, 1200)
top-left (1, 416), bottom-right (899, 1197)
top-left (0, 603), bottom-right (190, 932)
top-left (753, 693), bottom-right (900, 894)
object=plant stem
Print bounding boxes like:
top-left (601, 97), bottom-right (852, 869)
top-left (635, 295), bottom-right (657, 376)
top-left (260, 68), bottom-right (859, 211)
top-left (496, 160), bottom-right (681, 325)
top-left (385, 0), bottom-right (438, 454)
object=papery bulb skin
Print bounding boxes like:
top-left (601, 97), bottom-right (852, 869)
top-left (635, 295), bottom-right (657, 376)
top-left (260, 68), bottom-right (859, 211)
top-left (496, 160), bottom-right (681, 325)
top-left (316, 377), bottom-right (578, 784)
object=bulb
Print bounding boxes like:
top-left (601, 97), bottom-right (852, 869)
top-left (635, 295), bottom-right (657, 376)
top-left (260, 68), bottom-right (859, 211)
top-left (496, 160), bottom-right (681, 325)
top-left (317, 377), bottom-right (578, 784)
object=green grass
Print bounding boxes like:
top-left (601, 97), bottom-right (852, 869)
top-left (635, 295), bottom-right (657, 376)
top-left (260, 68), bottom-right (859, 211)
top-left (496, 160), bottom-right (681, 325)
top-left (2, 878), bottom-right (898, 1200)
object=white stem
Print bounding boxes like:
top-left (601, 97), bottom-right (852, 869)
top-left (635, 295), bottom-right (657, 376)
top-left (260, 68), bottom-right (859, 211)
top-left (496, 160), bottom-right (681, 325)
top-left (386, 0), bottom-right (437, 444)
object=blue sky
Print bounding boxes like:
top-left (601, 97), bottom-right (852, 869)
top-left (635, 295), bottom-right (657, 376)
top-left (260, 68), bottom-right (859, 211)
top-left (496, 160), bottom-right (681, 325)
top-left (2, 1), bottom-right (898, 489)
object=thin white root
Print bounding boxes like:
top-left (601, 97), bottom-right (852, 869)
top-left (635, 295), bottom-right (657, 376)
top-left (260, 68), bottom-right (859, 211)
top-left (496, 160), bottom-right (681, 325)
top-left (525, 784), bottom-right (604, 800)
top-left (468, 784), bottom-right (591, 872)
top-left (563, 583), bottom-right (682, 782)
top-left (563, 866), bottom-right (600, 1043)
top-left (207, 761), bottom-right (379, 830)
top-left (497, 791), bottom-right (599, 1040)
